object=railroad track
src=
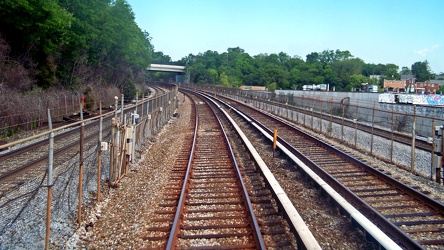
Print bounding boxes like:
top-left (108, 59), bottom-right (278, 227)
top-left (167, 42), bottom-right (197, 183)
top-left (210, 93), bottom-right (444, 249)
top-left (218, 90), bottom-right (433, 152)
top-left (0, 86), bottom-right (164, 195)
top-left (0, 121), bottom-right (110, 196)
top-left (143, 92), bottom-right (319, 249)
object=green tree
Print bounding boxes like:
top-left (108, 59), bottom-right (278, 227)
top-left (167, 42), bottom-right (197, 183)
top-left (205, 68), bottom-right (219, 84)
top-left (0, 0), bottom-right (73, 88)
top-left (400, 66), bottom-right (412, 75)
top-left (220, 72), bottom-right (229, 86)
top-left (350, 74), bottom-right (369, 90)
top-left (331, 58), bottom-right (364, 89)
top-left (1, 0), bottom-right (154, 89)
top-left (267, 82), bottom-right (277, 92)
top-left (382, 64), bottom-right (400, 80)
top-left (412, 61), bottom-right (432, 82)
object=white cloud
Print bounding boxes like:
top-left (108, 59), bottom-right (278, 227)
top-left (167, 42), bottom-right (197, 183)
top-left (415, 44), bottom-right (440, 56)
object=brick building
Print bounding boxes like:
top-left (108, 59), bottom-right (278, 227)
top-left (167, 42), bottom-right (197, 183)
top-left (416, 80), bottom-right (439, 94)
top-left (383, 80), bottom-right (407, 92)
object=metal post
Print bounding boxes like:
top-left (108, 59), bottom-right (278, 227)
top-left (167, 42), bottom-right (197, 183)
top-left (329, 101), bottom-right (333, 137)
top-left (319, 100), bottom-right (323, 133)
top-left (45, 109), bottom-right (54, 250)
top-left (431, 119), bottom-right (435, 180)
top-left (135, 92), bottom-right (138, 115)
top-left (354, 104), bottom-right (358, 147)
top-left (63, 93), bottom-right (67, 115)
top-left (341, 103), bottom-right (345, 141)
top-left (78, 102), bottom-right (84, 224)
top-left (411, 105), bottom-right (416, 173)
top-left (141, 95), bottom-right (144, 120)
top-left (132, 111), bottom-right (136, 161)
top-left (110, 118), bottom-right (117, 186)
top-left (303, 104), bottom-right (306, 127)
top-left (439, 127), bottom-right (444, 184)
top-left (120, 94), bottom-right (124, 123)
top-left (97, 102), bottom-right (103, 202)
top-left (370, 102), bottom-right (376, 155)
top-left (38, 98), bottom-right (42, 127)
top-left (114, 96), bottom-right (119, 119)
top-left (311, 98), bottom-right (314, 130)
top-left (390, 105), bottom-right (395, 162)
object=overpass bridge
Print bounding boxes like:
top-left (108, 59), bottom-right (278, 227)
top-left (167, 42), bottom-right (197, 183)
top-left (147, 63), bottom-right (185, 73)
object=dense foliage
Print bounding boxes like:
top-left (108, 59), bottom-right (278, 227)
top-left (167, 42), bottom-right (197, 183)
top-left (0, 0), bottom-right (437, 94)
top-left (0, 0), bottom-right (153, 98)
top-left (180, 48), bottom-right (435, 91)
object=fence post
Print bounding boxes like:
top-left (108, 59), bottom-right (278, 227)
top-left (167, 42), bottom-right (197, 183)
top-left (141, 95), bottom-right (144, 121)
top-left (311, 98), bottom-right (314, 130)
top-left (354, 104), bottom-right (358, 147)
top-left (110, 96), bottom-right (118, 187)
top-left (431, 119), bottom-right (435, 180)
top-left (78, 102), bottom-right (84, 224)
top-left (303, 100), bottom-right (306, 127)
top-left (371, 102), bottom-right (376, 155)
top-left (341, 103), bottom-right (345, 141)
top-left (411, 105), bottom-right (416, 173)
top-left (45, 109), bottom-right (54, 250)
top-left (120, 94), bottom-right (124, 123)
top-left (97, 102), bottom-right (103, 202)
top-left (319, 99), bottom-right (323, 133)
top-left (439, 125), bottom-right (444, 184)
top-left (63, 93), bottom-right (67, 115)
top-left (390, 105), bottom-right (394, 162)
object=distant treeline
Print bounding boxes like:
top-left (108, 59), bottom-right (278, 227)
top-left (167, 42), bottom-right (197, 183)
top-left (176, 47), bottom-right (435, 92)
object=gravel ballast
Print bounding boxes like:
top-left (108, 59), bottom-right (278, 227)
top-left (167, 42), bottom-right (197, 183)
top-left (66, 93), bottom-right (444, 249)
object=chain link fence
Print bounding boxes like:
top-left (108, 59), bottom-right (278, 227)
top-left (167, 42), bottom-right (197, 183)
top-left (0, 83), bottom-right (178, 249)
top-left (200, 84), bottom-right (444, 184)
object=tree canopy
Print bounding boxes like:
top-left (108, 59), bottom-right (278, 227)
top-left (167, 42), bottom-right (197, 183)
top-left (0, 0), bottom-right (153, 97)
top-left (0, 1), bottom-right (435, 94)
top-left (181, 48), bottom-right (430, 91)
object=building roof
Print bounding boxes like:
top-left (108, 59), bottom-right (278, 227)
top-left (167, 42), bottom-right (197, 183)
top-left (401, 75), bottom-right (415, 80)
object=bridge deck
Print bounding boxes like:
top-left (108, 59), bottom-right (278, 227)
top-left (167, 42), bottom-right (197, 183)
top-left (148, 63), bottom-right (185, 73)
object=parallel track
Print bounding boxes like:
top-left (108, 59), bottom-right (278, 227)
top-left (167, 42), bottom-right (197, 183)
top-left (0, 86), bottom-right (167, 195)
top-left (226, 92), bottom-right (433, 152)
top-left (213, 94), bottom-right (444, 249)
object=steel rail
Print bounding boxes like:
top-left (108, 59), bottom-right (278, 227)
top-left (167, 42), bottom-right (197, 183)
top-left (166, 92), bottom-right (266, 249)
top-left (224, 96), bottom-right (444, 249)
top-left (212, 90), bottom-right (433, 152)
top-left (0, 85), bottom-right (173, 151)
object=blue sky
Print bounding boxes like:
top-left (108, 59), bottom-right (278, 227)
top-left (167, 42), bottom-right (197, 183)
top-left (127, 0), bottom-right (444, 74)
